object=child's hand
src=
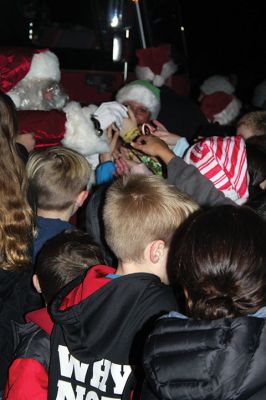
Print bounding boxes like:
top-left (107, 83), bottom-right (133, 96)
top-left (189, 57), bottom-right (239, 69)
top-left (131, 135), bottom-right (174, 165)
top-left (115, 157), bottom-right (131, 176)
top-left (149, 120), bottom-right (182, 146)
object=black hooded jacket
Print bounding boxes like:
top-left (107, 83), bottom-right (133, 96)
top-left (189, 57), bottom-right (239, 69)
top-left (0, 268), bottom-right (42, 390)
top-left (48, 265), bottom-right (177, 399)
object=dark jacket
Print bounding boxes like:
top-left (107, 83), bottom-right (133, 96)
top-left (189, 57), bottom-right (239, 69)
top-left (48, 265), bottom-right (177, 399)
top-left (4, 307), bottom-right (53, 399)
top-left (33, 216), bottom-right (73, 263)
top-left (142, 314), bottom-right (266, 400)
top-left (0, 269), bottom-right (42, 390)
top-left (158, 86), bottom-right (207, 141)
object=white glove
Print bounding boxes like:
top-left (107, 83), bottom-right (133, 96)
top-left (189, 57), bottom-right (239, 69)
top-left (93, 101), bottom-right (128, 131)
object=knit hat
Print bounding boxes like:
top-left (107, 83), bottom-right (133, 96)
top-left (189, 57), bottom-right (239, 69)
top-left (135, 44), bottom-right (177, 88)
top-left (200, 92), bottom-right (241, 125)
top-left (0, 47), bottom-right (61, 109)
top-left (200, 75), bottom-right (235, 95)
top-left (116, 80), bottom-right (161, 119)
top-left (184, 136), bottom-right (249, 204)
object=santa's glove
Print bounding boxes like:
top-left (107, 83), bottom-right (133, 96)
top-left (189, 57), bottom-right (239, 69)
top-left (92, 101), bottom-right (128, 132)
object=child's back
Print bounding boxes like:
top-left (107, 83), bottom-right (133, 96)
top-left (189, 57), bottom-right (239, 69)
top-left (48, 174), bottom-right (198, 399)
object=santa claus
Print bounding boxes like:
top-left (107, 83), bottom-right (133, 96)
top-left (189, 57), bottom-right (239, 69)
top-left (0, 47), bottom-right (127, 165)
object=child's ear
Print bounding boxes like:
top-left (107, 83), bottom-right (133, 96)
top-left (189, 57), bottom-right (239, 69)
top-left (149, 240), bottom-right (166, 264)
top-left (76, 190), bottom-right (89, 207)
top-left (32, 274), bottom-right (42, 294)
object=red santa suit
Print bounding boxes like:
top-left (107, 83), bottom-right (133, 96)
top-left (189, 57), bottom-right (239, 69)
top-left (0, 47), bottom-right (127, 163)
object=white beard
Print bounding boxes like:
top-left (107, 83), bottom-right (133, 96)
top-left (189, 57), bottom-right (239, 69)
top-left (8, 79), bottom-right (69, 111)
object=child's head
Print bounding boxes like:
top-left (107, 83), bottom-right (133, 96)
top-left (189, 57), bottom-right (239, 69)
top-left (168, 205), bottom-right (266, 319)
top-left (103, 175), bottom-right (198, 263)
top-left (246, 135), bottom-right (266, 199)
top-left (34, 228), bottom-right (104, 304)
top-left (26, 147), bottom-right (92, 212)
top-left (236, 110), bottom-right (266, 139)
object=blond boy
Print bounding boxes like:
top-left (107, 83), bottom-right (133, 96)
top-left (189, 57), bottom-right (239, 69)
top-left (48, 174), bottom-right (198, 399)
top-left (26, 146), bottom-right (92, 261)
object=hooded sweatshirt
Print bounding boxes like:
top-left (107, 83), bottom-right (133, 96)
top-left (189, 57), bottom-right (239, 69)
top-left (48, 264), bottom-right (177, 400)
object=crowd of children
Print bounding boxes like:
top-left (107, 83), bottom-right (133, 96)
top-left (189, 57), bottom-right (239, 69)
top-left (0, 45), bottom-right (266, 400)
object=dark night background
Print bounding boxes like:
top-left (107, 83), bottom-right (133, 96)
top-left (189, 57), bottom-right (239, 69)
top-left (0, 0), bottom-right (265, 101)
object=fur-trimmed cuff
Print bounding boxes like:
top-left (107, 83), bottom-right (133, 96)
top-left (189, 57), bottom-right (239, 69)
top-left (62, 101), bottom-right (110, 157)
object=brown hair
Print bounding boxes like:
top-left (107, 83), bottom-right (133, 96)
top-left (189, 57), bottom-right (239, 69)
top-left (0, 92), bottom-right (35, 271)
top-left (103, 175), bottom-right (199, 262)
top-left (237, 110), bottom-right (266, 136)
top-left (168, 205), bottom-right (266, 319)
top-left (35, 229), bottom-right (104, 304)
top-left (26, 147), bottom-right (92, 211)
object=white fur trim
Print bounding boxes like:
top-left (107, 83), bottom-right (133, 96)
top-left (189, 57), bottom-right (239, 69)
top-left (62, 101), bottom-right (110, 157)
top-left (153, 75), bottom-right (165, 87)
top-left (135, 60), bottom-right (177, 88)
top-left (135, 66), bottom-right (155, 82)
top-left (160, 60), bottom-right (177, 81)
top-left (116, 84), bottom-right (160, 119)
top-left (24, 50), bottom-right (61, 82)
top-left (213, 97), bottom-right (241, 125)
top-left (200, 75), bottom-right (235, 95)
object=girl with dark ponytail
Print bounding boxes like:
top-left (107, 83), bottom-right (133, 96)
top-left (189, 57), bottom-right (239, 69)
top-left (142, 205), bottom-right (266, 400)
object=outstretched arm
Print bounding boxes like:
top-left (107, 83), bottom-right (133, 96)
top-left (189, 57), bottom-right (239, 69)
top-left (132, 135), bottom-right (235, 207)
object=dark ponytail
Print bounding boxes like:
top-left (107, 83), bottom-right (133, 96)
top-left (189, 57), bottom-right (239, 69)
top-left (168, 205), bottom-right (266, 319)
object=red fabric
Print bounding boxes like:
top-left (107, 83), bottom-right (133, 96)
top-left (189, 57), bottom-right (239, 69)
top-left (3, 358), bottom-right (48, 400)
top-left (136, 44), bottom-right (172, 75)
top-left (200, 91), bottom-right (233, 122)
top-left (0, 47), bottom-right (45, 93)
top-left (18, 109), bottom-right (67, 149)
top-left (26, 307), bottom-right (54, 336)
top-left (60, 264), bottom-right (116, 311)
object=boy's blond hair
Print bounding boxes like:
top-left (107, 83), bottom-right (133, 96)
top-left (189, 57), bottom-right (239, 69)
top-left (103, 175), bottom-right (199, 262)
top-left (237, 111), bottom-right (266, 136)
top-left (27, 147), bottom-right (92, 211)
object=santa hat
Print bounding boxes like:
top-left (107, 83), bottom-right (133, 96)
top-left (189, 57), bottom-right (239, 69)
top-left (200, 75), bottom-right (235, 95)
top-left (116, 80), bottom-right (161, 119)
top-left (200, 91), bottom-right (241, 125)
top-left (252, 80), bottom-right (266, 109)
top-left (135, 44), bottom-right (177, 88)
top-left (18, 101), bottom-right (109, 167)
top-left (184, 136), bottom-right (249, 204)
top-left (0, 47), bottom-right (60, 106)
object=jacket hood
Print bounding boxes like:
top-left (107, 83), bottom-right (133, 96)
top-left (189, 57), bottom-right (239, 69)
top-left (26, 307), bottom-right (53, 335)
top-left (49, 265), bottom-right (175, 364)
